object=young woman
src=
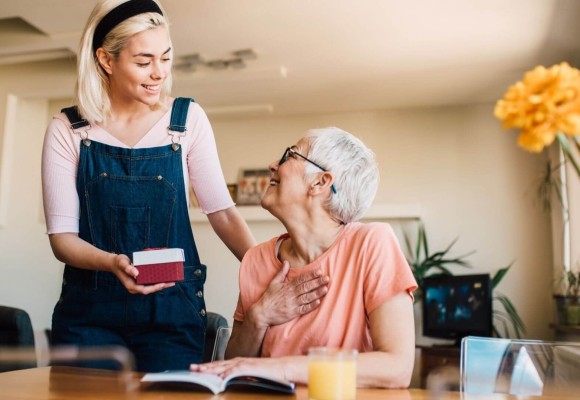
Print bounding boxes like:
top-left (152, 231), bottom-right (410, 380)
top-left (41, 0), bottom-right (256, 372)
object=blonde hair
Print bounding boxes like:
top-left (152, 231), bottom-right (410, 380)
top-left (75, 0), bottom-right (171, 123)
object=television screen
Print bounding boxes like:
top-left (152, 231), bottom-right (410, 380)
top-left (422, 274), bottom-right (492, 344)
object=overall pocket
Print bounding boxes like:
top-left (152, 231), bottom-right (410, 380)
top-left (84, 174), bottom-right (176, 254)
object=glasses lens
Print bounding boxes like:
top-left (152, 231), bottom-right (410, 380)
top-left (279, 148), bottom-right (289, 165)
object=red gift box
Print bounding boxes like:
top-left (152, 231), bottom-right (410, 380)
top-left (133, 248), bottom-right (185, 285)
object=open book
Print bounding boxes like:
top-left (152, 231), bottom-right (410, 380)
top-left (141, 370), bottom-right (296, 394)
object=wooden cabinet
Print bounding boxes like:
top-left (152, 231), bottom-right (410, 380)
top-left (550, 323), bottom-right (580, 341)
top-left (417, 346), bottom-right (461, 389)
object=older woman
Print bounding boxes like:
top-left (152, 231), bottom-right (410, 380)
top-left (190, 127), bottom-right (417, 388)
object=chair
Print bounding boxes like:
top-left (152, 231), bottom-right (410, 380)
top-left (460, 336), bottom-right (580, 396)
top-left (0, 305), bottom-right (36, 371)
top-left (202, 312), bottom-right (228, 363)
top-left (211, 326), bottom-right (232, 361)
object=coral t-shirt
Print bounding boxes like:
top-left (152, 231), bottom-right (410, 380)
top-left (233, 222), bottom-right (418, 357)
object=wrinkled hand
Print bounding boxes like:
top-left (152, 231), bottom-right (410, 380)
top-left (110, 253), bottom-right (175, 295)
top-left (190, 357), bottom-right (286, 381)
top-left (251, 261), bottom-right (329, 327)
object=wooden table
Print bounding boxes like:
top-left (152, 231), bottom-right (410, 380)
top-left (0, 366), bottom-right (578, 400)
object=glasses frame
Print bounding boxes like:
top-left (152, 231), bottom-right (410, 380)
top-left (279, 147), bottom-right (337, 194)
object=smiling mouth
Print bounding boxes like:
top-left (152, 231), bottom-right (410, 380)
top-left (269, 179), bottom-right (279, 186)
top-left (142, 84), bottom-right (160, 91)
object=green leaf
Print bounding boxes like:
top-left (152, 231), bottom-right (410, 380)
top-left (557, 133), bottom-right (580, 177)
top-left (491, 262), bottom-right (514, 288)
top-left (404, 232), bottom-right (413, 262)
top-left (572, 135), bottom-right (580, 155)
top-left (494, 292), bottom-right (526, 338)
top-left (493, 313), bottom-right (510, 338)
top-left (406, 224), bottom-right (473, 294)
top-left (419, 224), bottom-right (428, 260)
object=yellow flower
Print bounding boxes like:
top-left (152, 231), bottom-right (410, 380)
top-left (494, 62), bottom-right (580, 153)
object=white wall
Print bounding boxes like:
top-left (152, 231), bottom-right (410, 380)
top-left (0, 62), bottom-right (554, 344)
top-left (0, 95), bottom-right (64, 334)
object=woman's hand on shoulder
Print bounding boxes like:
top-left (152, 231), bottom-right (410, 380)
top-left (109, 253), bottom-right (175, 295)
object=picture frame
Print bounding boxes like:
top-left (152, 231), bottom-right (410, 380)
top-left (189, 183), bottom-right (238, 209)
top-left (227, 183), bottom-right (238, 203)
top-left (236, 169), bottom-right (270, 205)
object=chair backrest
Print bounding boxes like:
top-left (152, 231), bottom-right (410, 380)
top-left (0, 305), bottom-right (35, 347)
top-left (0, 305), bottom-right (36, 371)
top-left (211, 326), bottom-right (232, 362)
top-left (203, 312), bottom-right (229, 363)
top-left (460, 336), bottom-right (580, 396)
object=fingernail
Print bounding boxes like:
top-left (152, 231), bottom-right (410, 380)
top-left (323, 276), bottom-right (329, 282)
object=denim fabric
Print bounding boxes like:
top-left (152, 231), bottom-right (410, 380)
top-left (52, 124), bottom-right (207, 372)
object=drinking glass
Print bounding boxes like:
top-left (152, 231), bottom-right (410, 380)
top-left (308, 347), bottom-right (357, 400)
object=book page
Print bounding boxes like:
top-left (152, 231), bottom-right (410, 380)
top-left (141, 370), bottom-right (224, 394)
top-left (224, 370), bottom-right (295, 393)
top-left (141, 369), bottom-right (295, 394)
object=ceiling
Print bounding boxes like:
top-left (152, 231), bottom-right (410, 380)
top-left (1, 0), bottom-right (580, 117)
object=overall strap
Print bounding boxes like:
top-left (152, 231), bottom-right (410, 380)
top-left (169, 97), bottom-right (194, 133)
top-left (60, 106), bottom-right (90, 130)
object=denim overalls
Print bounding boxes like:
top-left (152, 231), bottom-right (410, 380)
top-left (51, 98), bottom-right (207, 372)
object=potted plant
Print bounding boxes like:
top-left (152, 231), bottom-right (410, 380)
top-left (405, 224), bottom-right (526, 338)
top-left (404, 223), bottom-right (472, 300)
top-left (556, 269), bottom-right (580, 325)
top-left (565, 270), bottom-right (580, 325)
top-left (495, 62), bottom-right (580, 330)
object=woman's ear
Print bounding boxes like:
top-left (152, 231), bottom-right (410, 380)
top-left (310, 172), bottom-right (335, 195)
top-left (95, 48), bottom-right (113, 75)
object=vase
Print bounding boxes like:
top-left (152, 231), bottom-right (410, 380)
top-left (553, 295), bottom-right (569, 325)
top-left (566, 301), bottom-right (580, 325)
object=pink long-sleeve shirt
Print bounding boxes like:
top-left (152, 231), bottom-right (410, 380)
top-left (42, 101), bottom-right (234, 234)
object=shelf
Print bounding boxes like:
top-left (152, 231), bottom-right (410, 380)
top-left (189, 203), bottom-right (421, 223)
top-left (549, 323), bottom-right (580, 334)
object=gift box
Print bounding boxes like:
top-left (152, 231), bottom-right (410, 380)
top-left (133, 248), bottom-right (185, 285)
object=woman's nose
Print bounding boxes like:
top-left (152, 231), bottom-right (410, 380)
top-left (268, 160), bottom-right (279, 172)
top-left (151, 62), bottom-right (165, 80)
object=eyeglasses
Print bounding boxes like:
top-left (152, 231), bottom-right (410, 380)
top-left (278, 147), bottom-right (337, 194)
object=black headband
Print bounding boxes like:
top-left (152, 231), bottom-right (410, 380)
top-left (93, 0), bottom-right (163, 51)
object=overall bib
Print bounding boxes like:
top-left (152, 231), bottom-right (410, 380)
top-left (51, 98), bottom-right (207, 372)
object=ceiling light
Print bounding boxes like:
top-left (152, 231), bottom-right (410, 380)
top-left (175, 49), bottom-right (257, 73)
top-left (173, 62), bottom-right (196, 73)
top-left (227, 58), bottom-right (246, 69)
top-left (233, 49), bottom-right (257, 60)
top-left (207, 60), bottom-right (227, 70)
top-left (181, 53), bottom-right (204, 65)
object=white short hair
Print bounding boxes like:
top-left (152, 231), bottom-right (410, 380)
top-left (305, 127), bottom-right (379, 223)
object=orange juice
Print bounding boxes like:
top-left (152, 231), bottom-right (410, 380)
top-left (308, 348), bottom-right (357, 400)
